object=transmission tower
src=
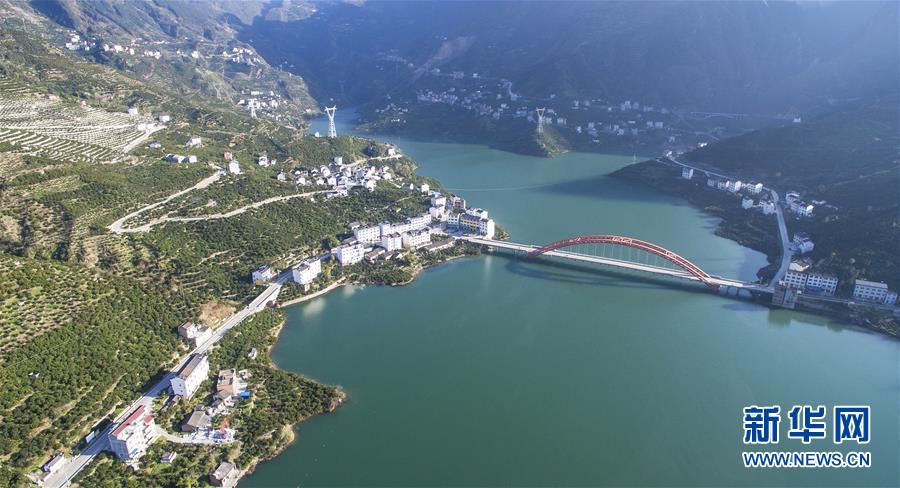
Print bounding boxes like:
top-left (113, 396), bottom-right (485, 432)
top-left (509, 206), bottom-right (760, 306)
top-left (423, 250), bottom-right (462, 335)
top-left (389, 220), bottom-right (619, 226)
top-left (536, 107), bottom-right (546, 134)
top-left (325, 106), bottom-right (337, 138)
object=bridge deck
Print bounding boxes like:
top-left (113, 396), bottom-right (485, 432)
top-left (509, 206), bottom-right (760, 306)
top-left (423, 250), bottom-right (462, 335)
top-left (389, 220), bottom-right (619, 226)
top-left (461, 236), bottom-right (771, 293)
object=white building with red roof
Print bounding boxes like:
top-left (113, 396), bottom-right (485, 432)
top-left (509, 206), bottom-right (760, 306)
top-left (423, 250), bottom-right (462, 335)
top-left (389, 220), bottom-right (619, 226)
top-left (108, 406), bottom-right (158, 461)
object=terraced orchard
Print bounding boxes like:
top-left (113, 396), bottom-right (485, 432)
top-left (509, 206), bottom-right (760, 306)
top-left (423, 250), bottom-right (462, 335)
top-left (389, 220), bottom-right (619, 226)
top-left (0, 254), bottom-right (112, 353)
top-left (0, 77), bottom-right (154, 163)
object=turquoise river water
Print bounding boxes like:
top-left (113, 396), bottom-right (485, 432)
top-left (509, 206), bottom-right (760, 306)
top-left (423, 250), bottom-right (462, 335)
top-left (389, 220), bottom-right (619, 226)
top-left (243, 115), bottom-right (899, 487)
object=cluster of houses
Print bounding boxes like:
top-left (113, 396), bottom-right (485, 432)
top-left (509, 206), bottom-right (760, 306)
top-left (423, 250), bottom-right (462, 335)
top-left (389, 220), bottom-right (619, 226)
top-left (103, 350), bottom-right (245, 469)
top-left (105, 393), bottom-right (239, 485)
top-left (687, 169), bottom-right (775, 214)
top-left (780, 259), bottom-right (896, 306)
top-left (784, 191), bottom-right (817, 218)
top-left (777, 231), bottom-right (896, 307)
top-left (63, 34), bottom-right (93, 52)
top-left (413, 84), bottom-right (676, 142)
top-left (405, 66), bottom-right (681, 143)
top-left (123, 107), bottom-right (169, 135)
top-left (99, 315), bottom-right (259, 469)
top-left (227, 47), bottom-right (264, 66)
top-left (159, 136), bottom-right (203, 164)
top-left (237, 87), bottom-right (283, 119)
top-left (281, 156), bottom-right (394, 196)
top-left (249, 189), bottom-right (495, 289)
top-left (61, 31), bottom-right (182, 62)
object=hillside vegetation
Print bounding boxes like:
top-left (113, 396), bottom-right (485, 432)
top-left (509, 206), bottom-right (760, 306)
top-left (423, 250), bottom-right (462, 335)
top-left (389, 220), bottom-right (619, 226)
top-left (0, 19), bottom-right (432, 485)
top-left (620, 97), bottom-right (899, 291)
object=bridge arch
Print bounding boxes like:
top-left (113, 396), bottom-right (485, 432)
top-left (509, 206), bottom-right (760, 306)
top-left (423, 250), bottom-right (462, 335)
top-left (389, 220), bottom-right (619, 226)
top-left (527, 235), bottom-right (718, 290)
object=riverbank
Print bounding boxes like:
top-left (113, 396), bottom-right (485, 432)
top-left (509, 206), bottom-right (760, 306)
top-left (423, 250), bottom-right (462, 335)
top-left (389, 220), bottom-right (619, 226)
top-left (612, 159), bottom-right (782, 282)
top-left (611, 158), bottom-right (900, 337)
top-left (278, 279), bottom-right (348, 308)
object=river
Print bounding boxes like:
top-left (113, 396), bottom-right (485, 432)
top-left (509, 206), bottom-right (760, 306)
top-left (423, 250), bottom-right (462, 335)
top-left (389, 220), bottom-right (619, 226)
top-left (243, 113), bottom-right (899, 487)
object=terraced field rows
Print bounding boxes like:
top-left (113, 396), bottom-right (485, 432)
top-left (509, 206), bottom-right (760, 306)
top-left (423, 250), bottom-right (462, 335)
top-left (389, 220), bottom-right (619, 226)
top-left (0, 77), bottom-right (152, 162)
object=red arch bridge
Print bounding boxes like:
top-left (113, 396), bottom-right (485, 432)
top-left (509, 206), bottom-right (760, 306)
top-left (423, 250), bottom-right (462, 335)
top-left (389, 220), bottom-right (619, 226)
top-left (460, 235), bottom-right (772, 293)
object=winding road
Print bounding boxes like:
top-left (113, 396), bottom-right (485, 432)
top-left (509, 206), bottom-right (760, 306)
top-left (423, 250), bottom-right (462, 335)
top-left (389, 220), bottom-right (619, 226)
top-left (109, 168), bottom-right (325, 234)
top-left (108, 167), bottom-right (222, 234)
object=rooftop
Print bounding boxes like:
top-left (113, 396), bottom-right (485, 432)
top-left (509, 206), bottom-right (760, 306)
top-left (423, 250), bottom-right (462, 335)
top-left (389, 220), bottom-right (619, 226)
top-left (855, 279), bottom-right (888, 289)
top-left (213, 461), bottom-right (236, 479)
top-left (177, 354), bottom-right (207, 380)
top-left (111, 405), bottom-right (150, 438)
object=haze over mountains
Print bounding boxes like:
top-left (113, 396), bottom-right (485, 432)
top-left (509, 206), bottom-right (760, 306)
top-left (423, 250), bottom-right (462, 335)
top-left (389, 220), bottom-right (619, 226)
top-left (21, 0), bottom-right (899, 115)
top-left (239, 0), bottom-right (898, 113)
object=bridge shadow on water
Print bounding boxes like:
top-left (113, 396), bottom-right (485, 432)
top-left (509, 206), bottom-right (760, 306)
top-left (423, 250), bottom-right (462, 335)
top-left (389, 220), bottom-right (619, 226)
top-left (497, 251), bottom-right (712, 296)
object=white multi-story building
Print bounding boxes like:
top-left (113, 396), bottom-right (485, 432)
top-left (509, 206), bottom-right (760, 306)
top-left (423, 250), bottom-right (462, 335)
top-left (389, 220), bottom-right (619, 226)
top-left (108, 406), bottom-right (159, 461)
top-left (681, 167), bottom-right (693, 179)
top-left (741, 197), bottom-right (754, 209)
top-left (177, 322), bottom-right (212, 347)
top-left (456, 212), bottom-right (496, 238)
top-left (783, 269), bottom-right (808, 289)
top-left (227, 161), bottom-right (241, 174)
top-left (292, 258), bottom-right (322, 286)
top-left (806, 273), bottom-right (838, 296)
top-left (746, 182), bottom-right (764, 194)
top-left (354, 225), bottom-right (381, 244)
top-left (725, 180), bottom-right (743, 193)
top-left (252, 264), bottom-right (276, 284)
top-left (431, 195), bottom-right (447, 207)
top-left (170, 354), bottom-right (209, 399)
top-left (853, 280), bottom-right (890, 303)
top-left (429, 205), bottom-right (449, 221)
top-left (408, 213), bottom-right (433, 229)
top-left (419, 183), bottom-right (430, 193)
top-left (790, 200), bottom-right (815, 217)
top-left (381, 232), bottom-right (403, 252)
top-left (466, 208), bottom-right (489, 219)
top-left (334, 243), bottom-right (366, 266)
top-left (884, 291), bottom-right (898, 306)
top-left (478, 218), bottom-right (496, 239)
top-left (43, 453), bottom-right (66, 474)
top-left (402, 228), bottom-right (431, 249)
top-left (760, 201), bottom-right (776, 215)
top-left (355, 214), bottom-right (431, 245)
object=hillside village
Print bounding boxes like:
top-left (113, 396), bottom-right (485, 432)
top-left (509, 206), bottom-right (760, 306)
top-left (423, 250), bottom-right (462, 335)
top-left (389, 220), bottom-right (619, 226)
top-left (365, 67), bottom-right (792, 155)
top-left (57, 23), bottom-right (315, 126)
top-left (671, 161), bottom-right (898, 309)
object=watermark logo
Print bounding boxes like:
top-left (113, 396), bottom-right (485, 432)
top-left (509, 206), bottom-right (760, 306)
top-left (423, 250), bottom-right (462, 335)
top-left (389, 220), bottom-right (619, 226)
top-left (787, 405), bottom-right (827, 444)
top-left (741, 404), bottom-right (871, 468)
top-left (834, 406), bottom-right (870, 444)
top-left (743, 405), bottom-right (780, 445)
